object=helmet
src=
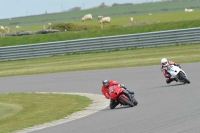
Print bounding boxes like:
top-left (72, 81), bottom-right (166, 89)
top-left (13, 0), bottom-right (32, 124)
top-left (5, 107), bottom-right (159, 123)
top-left (102, 79), bottom-right (109, 88)
top-left (161, 58), bottom-right (168, 66)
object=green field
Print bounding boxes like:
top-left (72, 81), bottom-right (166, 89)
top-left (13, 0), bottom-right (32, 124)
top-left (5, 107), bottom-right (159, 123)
top-left (1, 11), bottom-right (200, 47)
top-left (1, 1), bottom-right (200, 47)
top-left (0, 93), bottom-right (91, 133)
top-left (1, 1), bottom-right (200, 27)
top-left (0, 1), bottom-right (200, 32)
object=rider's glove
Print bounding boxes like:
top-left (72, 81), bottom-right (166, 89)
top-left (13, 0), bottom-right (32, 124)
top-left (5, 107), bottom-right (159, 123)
top-left (118, 84), bottom-right (126, 88)
top-left (175, 64), bottom-right (181, 68)
top-left (120, 84), bottom-right (125, 87)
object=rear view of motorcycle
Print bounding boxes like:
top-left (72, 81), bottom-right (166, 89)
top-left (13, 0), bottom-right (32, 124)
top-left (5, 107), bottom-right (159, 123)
top-left (167, 65), bottom-right (190, 84)
top-left (109, 85), bottom-right (138, 108)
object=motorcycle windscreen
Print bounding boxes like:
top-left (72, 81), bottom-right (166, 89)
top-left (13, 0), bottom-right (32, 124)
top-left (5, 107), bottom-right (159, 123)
top-left (168, 65), bottom-right (180, 77)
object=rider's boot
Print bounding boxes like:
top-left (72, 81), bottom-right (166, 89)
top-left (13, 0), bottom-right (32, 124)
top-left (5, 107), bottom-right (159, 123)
top-left (110, 99), bottom-right (119, 109)
top-left (166, 74), bottom-right (178, 84)
top-left (166, 78), bottom-right (175, 84)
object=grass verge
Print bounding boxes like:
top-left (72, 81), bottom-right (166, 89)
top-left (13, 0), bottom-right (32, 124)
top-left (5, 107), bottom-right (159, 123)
top-left (0, 93), bottom-right (92, 133)
top-left (0, 43), bottom-right (199, 77)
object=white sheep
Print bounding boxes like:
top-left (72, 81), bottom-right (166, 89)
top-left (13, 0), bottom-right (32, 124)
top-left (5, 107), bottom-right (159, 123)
top-left (82, 14), bottom-right (92, 22)
top-left (0, 25), bottom-right (5, 30)
top-left (130, 17), bottom-right (134, 23)
top-left (98, 15), bottom-right (103, 20)
top-left (100, 17), bottom-right (111, 24)
top-left (48, 23), bottom-right (52, 29)
top-left (0, 25), bottom-right (5, 37)
top-left (5, 26), bottom-right (10, 34)
top-left (16, 25), bottom-right (21, 28)
top-left (185, 8), bottom-right (194, 12)
top-left (81, 17), bottom-right (85, 21)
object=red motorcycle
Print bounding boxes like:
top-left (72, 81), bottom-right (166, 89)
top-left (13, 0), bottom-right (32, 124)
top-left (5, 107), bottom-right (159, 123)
top-left (109, 85), bottom-right (138, 107)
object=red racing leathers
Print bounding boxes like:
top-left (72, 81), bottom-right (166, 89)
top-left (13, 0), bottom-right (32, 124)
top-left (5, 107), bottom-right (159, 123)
top-left (101, 80), bottom-right (120, 99)
top-left (101, 80), bottom-right (135, 109)
top-left (161, 61), bottom-right (179, 83)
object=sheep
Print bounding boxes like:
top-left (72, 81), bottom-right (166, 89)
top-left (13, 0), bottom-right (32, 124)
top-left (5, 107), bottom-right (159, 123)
top-left (0, 25), bottom-right (5, 30)
top-left (48, 23), bottom-right (52, 29)
top-left (100, 17), bottom-right (111, 24)
top-left (185, 8), bottom-right (194, 12)
top-left (82, 14), bottom-right (92, 22)
top-left (100, 17), bottom-right (111, 29)
top-left (98, 15), bottom-right (103, 20)
top-left (16, 25), bottom-right (21, 28)
top-left (0, 25), bottom-right (5, 37)
top-left (130, 17), bottom-right (134, 23)
top-left (5, 26), bottom-right (10, 34)
top-left (81, 17), bottom-right (85, 21)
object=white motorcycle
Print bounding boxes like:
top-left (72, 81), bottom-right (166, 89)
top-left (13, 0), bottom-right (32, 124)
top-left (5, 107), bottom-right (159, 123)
top-left (167, 65), bottom-right (190, 84)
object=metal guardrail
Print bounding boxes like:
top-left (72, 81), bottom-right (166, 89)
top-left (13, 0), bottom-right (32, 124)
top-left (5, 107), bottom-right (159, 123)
top-left (0, 27), bottom-right (200, 61)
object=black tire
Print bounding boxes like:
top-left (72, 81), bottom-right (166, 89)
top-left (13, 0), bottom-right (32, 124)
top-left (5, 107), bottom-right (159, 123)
top-left (179, 72), bottom-right (190, 84)
top-left (132, 97), bottom-right (138, 105)
top-left (119, 96), bottom-right (134, 107)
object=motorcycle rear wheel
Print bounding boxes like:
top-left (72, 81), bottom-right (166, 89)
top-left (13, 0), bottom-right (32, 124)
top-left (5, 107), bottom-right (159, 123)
top-left (119, 96), bottom-right (134, 107)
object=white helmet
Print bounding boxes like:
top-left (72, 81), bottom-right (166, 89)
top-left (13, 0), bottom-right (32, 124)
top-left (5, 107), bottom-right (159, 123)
top-left (161, 58), bottom-right (168, 66)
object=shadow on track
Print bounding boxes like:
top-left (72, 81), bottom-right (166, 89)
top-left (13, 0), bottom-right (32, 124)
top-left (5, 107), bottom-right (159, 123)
top-left (102, 105), bottom-right (135, 111)
top-left (158, 83), bottom-right (187, 88)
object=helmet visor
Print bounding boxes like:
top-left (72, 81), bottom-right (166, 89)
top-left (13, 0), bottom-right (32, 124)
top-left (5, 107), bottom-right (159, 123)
top-left (162, 62), bottom-right (168, 66)
top-left (103, 82), bottom-right (109, 87)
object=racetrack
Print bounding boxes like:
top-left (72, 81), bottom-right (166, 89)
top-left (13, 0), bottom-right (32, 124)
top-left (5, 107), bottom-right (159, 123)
top-left (1, 62), bottom-right (200, 133)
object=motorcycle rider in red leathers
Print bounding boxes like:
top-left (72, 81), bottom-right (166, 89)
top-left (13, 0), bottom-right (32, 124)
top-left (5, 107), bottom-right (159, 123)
top-left (161, 58), bottom-right (181, 84)
top-left (101, 79), bottom-right (134, 109)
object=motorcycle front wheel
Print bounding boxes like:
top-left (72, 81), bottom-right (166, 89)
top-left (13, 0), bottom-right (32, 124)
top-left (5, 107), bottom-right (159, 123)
top-left (119, 96), bottom-right (134, 107)
top-left (132, 97), bottom-right (138, 105)
top-left (179, 72), bottom-right (190, 84)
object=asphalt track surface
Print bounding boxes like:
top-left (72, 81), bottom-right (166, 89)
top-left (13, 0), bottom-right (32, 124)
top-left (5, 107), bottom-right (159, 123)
top-left (1, 62), bottom-right (200, 133)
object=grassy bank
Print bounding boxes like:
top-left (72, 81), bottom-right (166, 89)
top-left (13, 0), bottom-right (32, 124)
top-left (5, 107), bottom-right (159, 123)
top-left (0, 93), bottom-right (92, 133)
top-left (1, 18), bottom-right (200, 47)
top-left (0, 44), bottom-right (199, 77)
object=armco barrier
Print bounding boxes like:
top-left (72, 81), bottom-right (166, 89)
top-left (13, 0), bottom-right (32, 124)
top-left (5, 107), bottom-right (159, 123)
top-left (0, 27), bottom-right (200, 61)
